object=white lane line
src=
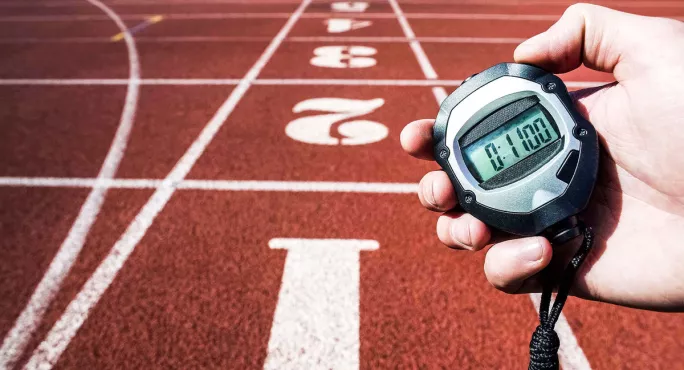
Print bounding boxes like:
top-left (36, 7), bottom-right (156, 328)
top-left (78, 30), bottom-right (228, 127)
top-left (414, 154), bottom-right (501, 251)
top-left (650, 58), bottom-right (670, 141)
top-left (0, 78), bottom-right (238, 85)
top-left (0, 78), bottom-right (607, 88)
top-left (22, 1), bottom-right (311, 368)
top-left (388, 0), bottom-right (438, 80)
top-left (0, 35), bottom-right (526, 43)
top-left (0, 177), bottom-right (418, 193)
top-left (387, 0), bottom-right (447, 104)
top-left (0, 13), bottom-right (292, 22)
top-left (0, 0), bottom-right (140, 368)
top-left (253, 78), bottom-right (467, 86)
top-left (0, 13), bottom-right (681, 22)
top-left (292, 36), bottom-right (526, 43)
top-left (418, 36), bottom-right (525, 43)
top-left (432, 86), bottom-right (448, 104)
top-left (406, 13), bottom-right (558, 20)
top-left (264, 239), bottom-right (379, 369)
top-left (529, 293), bottom-right (592, 369)
top-left (0, 0), bottom-right (681, 7)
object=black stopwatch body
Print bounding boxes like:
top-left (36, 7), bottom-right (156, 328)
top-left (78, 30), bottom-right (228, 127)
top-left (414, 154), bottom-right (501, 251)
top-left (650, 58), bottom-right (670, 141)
top-left (433, 63), bottom-right (599, 236)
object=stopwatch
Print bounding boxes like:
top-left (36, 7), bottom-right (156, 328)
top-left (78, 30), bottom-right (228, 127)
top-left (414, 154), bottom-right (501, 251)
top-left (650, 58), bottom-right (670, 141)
top-left (433, 63), bottom-right (599, 238)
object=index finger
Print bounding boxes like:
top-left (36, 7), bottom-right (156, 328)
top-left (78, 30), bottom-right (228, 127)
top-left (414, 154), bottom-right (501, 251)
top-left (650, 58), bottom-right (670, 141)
top-left (400, 119), bottom-right (435, 160)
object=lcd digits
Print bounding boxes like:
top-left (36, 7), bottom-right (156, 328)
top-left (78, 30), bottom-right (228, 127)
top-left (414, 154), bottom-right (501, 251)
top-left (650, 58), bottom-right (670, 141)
top-left (463, 105), bottom-right (560, 182)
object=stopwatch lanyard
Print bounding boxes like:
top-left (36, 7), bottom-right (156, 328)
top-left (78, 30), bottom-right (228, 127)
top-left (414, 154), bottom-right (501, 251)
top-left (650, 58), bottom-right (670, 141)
top-left (528, 224), bottom-right (595, 370)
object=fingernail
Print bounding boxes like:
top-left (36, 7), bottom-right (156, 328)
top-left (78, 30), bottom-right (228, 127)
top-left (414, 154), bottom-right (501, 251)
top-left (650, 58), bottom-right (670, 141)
top-left (518, 241), bottom-right (543, 263)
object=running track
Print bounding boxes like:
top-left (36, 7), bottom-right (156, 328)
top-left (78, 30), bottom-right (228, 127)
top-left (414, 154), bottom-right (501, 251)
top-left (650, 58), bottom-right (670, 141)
top-left (1, 0), bottom-right (684, 369)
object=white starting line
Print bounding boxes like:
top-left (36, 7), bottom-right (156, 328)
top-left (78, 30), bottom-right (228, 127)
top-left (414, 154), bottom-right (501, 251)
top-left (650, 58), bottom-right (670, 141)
top-left (0, 177), bottom-right (418, 193)
top-left (0, 12), bottom-right (681, 22)
top-left (0, 35), bottom-right (526, 43)
top-left (0, 78), bottom-right (609, 88)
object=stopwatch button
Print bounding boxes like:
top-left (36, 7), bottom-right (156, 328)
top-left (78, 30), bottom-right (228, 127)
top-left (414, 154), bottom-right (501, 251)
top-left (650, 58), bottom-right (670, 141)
top-left (556, 150), bottom-right (579, 183)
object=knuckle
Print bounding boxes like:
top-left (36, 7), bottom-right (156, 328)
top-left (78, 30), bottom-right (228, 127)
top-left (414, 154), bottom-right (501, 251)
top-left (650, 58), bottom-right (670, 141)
top-left (565, 2), bottom-right (594, 15)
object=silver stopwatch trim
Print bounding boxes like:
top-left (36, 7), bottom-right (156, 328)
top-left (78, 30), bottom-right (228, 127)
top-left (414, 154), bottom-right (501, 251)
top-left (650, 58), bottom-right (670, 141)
top-left (445, 76), bottom-right (581, 213)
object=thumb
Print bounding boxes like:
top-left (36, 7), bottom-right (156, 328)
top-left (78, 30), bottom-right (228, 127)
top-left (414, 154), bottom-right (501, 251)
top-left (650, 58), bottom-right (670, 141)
top-left (514, 3), bottom-right (676, 80)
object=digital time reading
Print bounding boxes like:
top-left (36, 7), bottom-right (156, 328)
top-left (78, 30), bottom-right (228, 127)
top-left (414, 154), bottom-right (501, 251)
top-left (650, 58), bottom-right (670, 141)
top-left (463, 105), bottom-right (560, 182)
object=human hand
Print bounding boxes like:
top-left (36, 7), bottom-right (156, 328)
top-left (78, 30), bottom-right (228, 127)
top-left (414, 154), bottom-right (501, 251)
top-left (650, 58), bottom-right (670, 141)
top-left (401, 3), bottom-right (684, 311)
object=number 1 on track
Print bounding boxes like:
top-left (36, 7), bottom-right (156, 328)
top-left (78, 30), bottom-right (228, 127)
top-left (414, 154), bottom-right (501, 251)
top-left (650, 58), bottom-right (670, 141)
top-left (264, 238), bottom-right (379, 370)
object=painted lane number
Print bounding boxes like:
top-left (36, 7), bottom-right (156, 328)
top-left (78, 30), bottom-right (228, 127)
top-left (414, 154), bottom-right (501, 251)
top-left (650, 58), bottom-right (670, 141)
top-left (263, 238), bottom-right (379, 370)
top-left (285, 97), bottom-right (388, 145)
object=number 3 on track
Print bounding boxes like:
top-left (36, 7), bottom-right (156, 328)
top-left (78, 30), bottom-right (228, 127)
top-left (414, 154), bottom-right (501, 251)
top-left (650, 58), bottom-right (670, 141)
top-left (286, 98), bottom-right (388, 145)
top-left (310, 46), bottom-right (377, 69)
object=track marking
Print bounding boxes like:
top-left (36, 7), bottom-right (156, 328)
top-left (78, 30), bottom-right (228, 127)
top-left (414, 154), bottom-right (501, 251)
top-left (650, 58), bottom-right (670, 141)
top-left (265, 238), bottom-right (379, 369)
top-left (387, 0), bottom-right (592, 368)
top-left (0, 35), bottom-right (526, 44)
top-left (0, 0), bottom-right (141, 369)
top-left (0, 177), bottom-right (419, 193)
top-left (0, 13), bottom-right (682, 22)
top-left (111, 14), bottom-right (163, 41)
top-left (387, 0), bottom-right (437, 80)
top-left (310, 45), bottom-right (378, 68)
top-left (286, 97), bottom-right (387, 145)
top-left (432, 86), bottom-right (448, 104)
top-left (387, 0), bottom-right (446, 106)
top-left (0, 0), bottom-right (681, 7)
top-left (326, 18), bottom-right (373, 33)
top-left (22, 1), bottom-right (312, 368)
top-left (0, 78), bottom-right (607, 88)
top-left (331, 1), bottom-right (369, 13)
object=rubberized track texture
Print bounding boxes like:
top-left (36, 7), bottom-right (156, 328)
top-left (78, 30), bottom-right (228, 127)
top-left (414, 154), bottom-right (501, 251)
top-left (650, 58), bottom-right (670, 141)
top-left (1, 0), bottom-right (684, 369)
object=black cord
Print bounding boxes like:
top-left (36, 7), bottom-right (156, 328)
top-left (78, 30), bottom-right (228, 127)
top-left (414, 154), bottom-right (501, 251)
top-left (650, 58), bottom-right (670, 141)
top-left (528, 225), bottom-right (595, 370)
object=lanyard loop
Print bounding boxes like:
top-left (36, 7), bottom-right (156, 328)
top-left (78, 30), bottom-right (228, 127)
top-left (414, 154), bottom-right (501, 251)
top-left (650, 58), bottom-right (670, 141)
top-left (529, 225), bottom-right (595, 370)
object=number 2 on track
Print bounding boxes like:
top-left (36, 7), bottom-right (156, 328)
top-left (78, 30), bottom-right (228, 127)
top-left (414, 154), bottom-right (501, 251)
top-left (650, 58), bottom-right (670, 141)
top-left (286, 97), bottom-right (388, 145)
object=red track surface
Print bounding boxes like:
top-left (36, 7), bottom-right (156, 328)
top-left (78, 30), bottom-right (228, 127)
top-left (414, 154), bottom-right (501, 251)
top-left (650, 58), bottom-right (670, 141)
top-left (2, 0), bottom-right (684, 369)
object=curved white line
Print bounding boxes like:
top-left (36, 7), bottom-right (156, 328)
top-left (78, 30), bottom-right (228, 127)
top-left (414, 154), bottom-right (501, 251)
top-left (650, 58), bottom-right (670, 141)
top-left (0, 1), bottom-right (140, 369)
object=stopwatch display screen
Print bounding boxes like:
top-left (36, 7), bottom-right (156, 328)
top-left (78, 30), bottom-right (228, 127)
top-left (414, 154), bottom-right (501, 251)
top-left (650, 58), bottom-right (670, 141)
top-left (463, 105), bottom-right (560, 182)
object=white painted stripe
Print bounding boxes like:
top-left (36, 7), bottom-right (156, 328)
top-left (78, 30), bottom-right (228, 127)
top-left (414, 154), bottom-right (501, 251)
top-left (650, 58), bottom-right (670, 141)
top-left (406, 13), bottom-right (559, 20)
top-left (0, 0), bottom-right (141, 369)
top-left (0, 0), bottom-right (681, 7)
top-left (529, 293), bottom-right (592, 369)
top-left (432, 86), bottom-right (448, 105)
top-left (0, 13), bottom-right (681, 23)
top-left (0, 13), bottom-right (292, 22)
top-left (178, 180), bottom-right (418, 193)
top-left (0, 78), bottom-right (133, 85)
top-left (418, 36), bottom-right (525, 43)
top-left (23, 1), bottom-right (312, 368)
top-left (0, 35), bottom-right (525, 43)
top-left (264, 238), bottom-right (379, 369)
top-left (0, 78), bottom-right (606, 88)
top-left (0, 78), bottom-right (239, 85)
top-left (388, 0), bottom-right (439, 80)
top-left (0, 177), bottom-right (156, 188)
top-left (0, 177), bottom-right (418, 193)
top-left (253, 78), bottom-right (466, 86)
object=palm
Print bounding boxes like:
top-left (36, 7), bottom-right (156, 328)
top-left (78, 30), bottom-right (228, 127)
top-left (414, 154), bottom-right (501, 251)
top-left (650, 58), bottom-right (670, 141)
top-left (571, 76), bottom-right (684, 309)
